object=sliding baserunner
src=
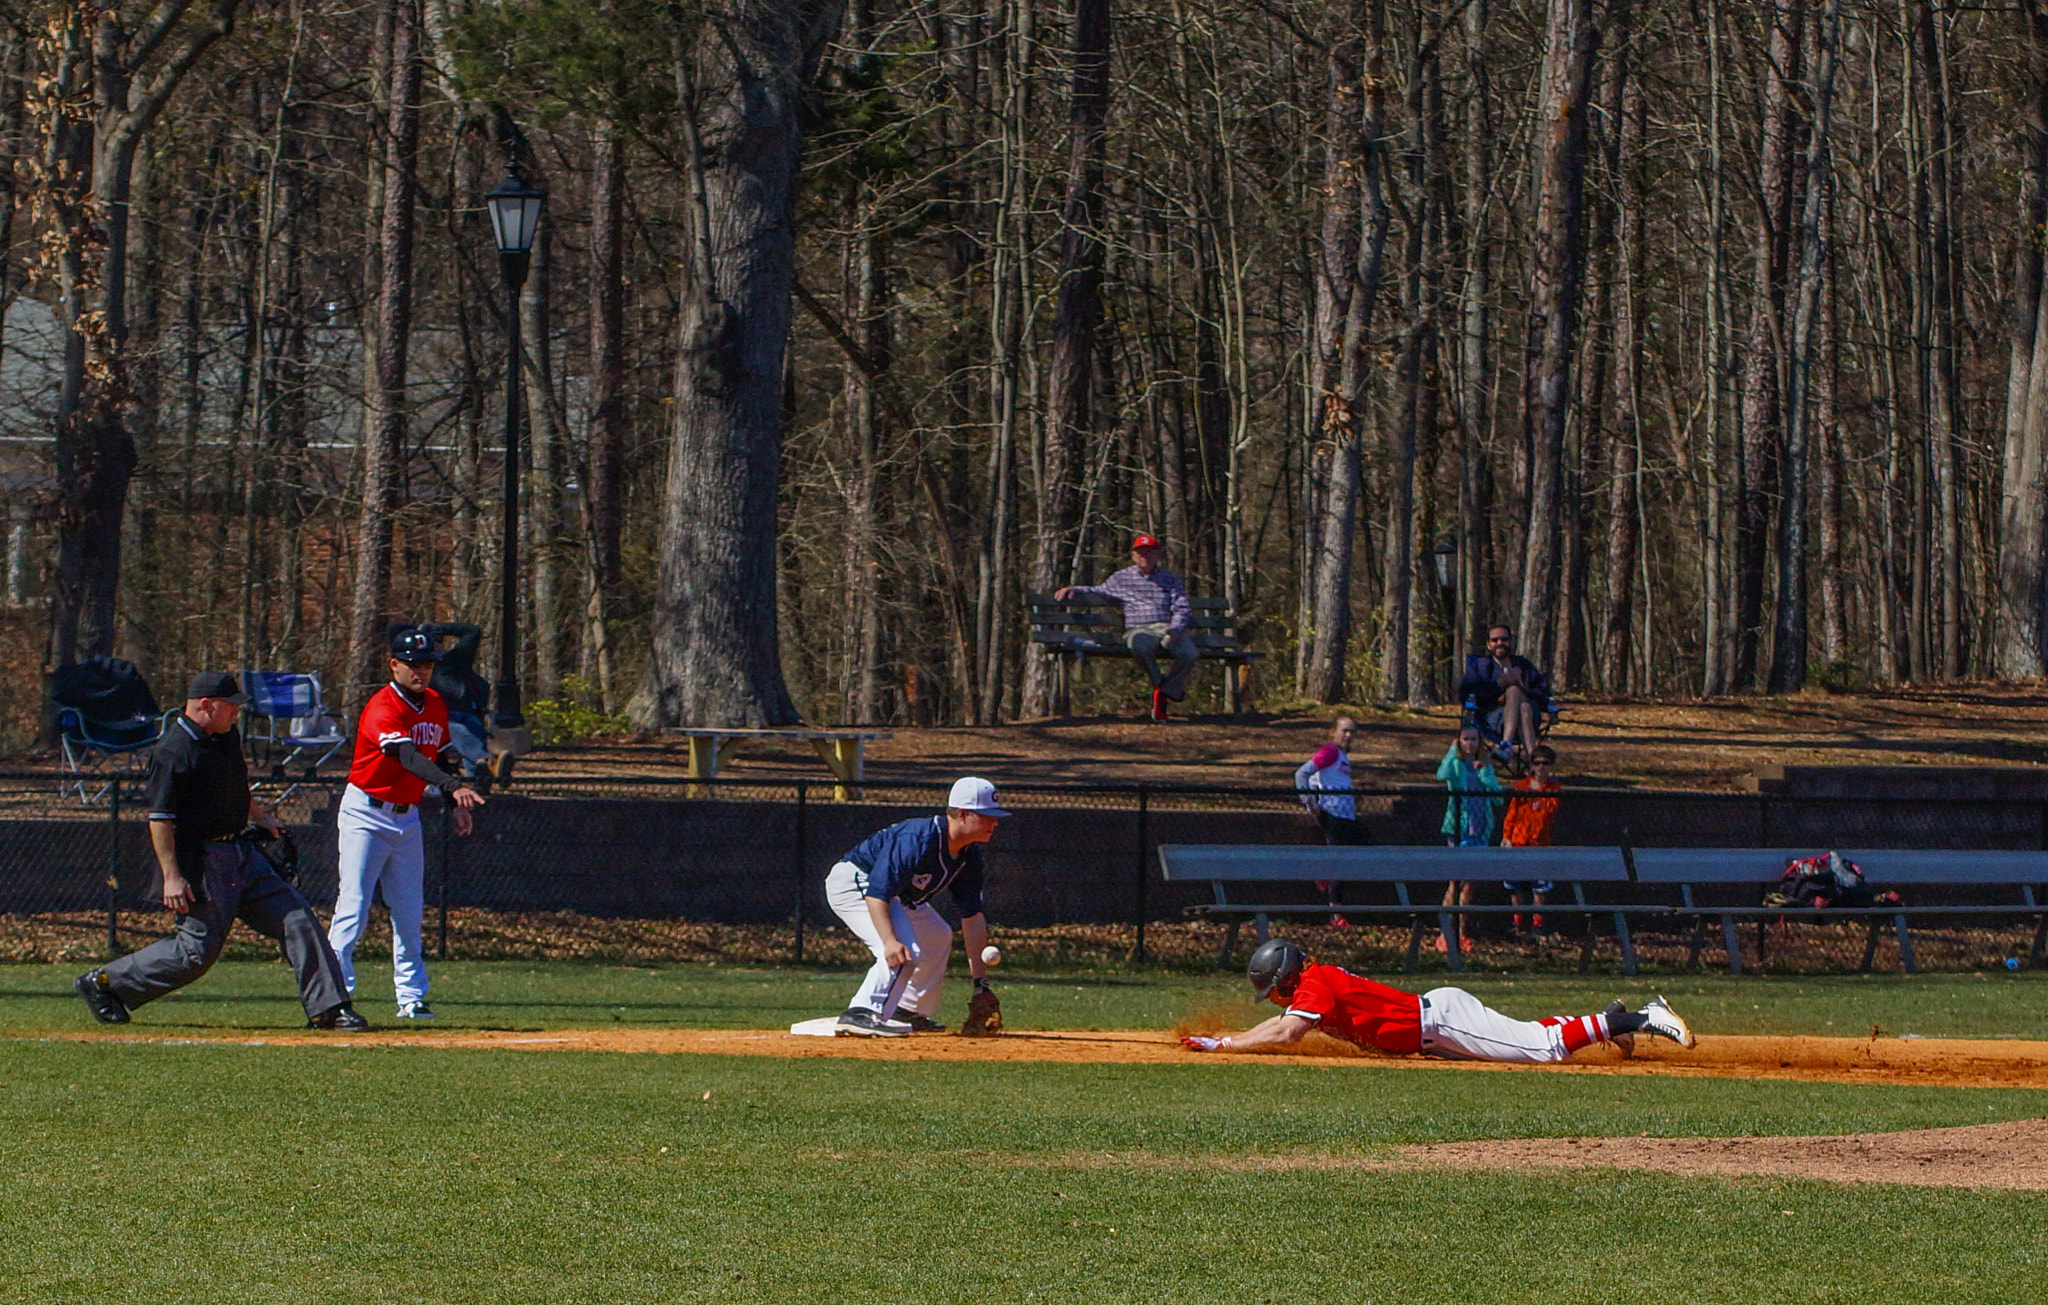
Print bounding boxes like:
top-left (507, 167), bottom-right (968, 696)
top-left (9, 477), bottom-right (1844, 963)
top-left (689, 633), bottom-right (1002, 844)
top-left (1180, 939), bottom-right (1695, 1061)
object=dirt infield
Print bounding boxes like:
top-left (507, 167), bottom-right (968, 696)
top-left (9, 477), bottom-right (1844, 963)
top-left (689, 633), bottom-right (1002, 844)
top-left (47, 1026), bottom-right (2048, 1090)
top-left (1396, 1119), bottom-right (2048, 1191)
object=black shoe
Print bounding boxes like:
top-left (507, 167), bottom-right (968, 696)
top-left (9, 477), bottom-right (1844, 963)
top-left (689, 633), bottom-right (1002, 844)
top-left (309, 1003), bottom-right (371, 1032)
top-left (834, 1007), bottom-right (908, 1038)
top-left (75, 970), bottom-right (130, 1025)
top-left (903, 1013), bottom-right (947, 1034)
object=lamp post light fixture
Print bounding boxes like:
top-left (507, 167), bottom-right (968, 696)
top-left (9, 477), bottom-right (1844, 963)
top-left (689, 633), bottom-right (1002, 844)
top-left (1431, 538), bottom-right (1457, 591)
top-left (485, 159), bottom-right (544, 742)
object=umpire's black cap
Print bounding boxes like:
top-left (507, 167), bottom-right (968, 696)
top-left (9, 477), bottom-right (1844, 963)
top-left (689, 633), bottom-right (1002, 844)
top-left (186, 671), bottom-right (251, 705)
top-left (389, 627), bottom-right (443, 663)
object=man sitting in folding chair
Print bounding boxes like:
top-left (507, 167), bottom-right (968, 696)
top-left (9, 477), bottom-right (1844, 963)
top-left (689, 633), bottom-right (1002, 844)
top-left (241, 670), bottom-right (349, 799)
top-left (53, 656), bottom-right (166, 805)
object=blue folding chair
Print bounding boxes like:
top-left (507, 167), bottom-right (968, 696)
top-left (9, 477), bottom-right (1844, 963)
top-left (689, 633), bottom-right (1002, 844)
top-left (57, 705), bottom-right (165, 805)
top-left (242, 670), bottom-right (349, 798)
top-left (53, 656), bottom-right (166, 805)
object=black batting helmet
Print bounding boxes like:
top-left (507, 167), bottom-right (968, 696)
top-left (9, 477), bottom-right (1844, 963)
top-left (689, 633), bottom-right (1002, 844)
top-left (1248, 938), bottom-right (1308, 1000)
top-left (389, 627), bottom-right (442, 663)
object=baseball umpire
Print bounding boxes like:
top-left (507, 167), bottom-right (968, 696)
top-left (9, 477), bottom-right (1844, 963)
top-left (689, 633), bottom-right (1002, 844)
top-left (74, 673), bottom-right (365, 1030)
top-left (1180, 939), bottom-right (1696, 1061)
top-left (327, 625), bottom-right (485, 1019)
top-left (826, 776), bottom-right (1009, 1037)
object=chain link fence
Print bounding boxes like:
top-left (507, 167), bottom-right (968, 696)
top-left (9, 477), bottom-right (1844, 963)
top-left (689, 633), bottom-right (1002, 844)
top-left (1, 771), bottom-right (2042, 973)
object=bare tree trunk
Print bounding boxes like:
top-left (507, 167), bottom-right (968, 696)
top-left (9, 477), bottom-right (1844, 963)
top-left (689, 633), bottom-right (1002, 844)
top-left (1732, 0), bottom-right (1801, 690)
top-left (1383, 16), bottom-right (1445, 704)
top-left (1816, 162), bottom-right (1845, 670)
top-left (1917, 1), bottom-right (1962, 679)
top-left (585, 118), bottom-right (627, 705)
top-left (629, 0), bottom-right (844, 728)
top-left (975, 0), bottom-right (1028, 723)
top-left (521, 217), bottom-right (566, 699)
top-left (1307, 0), bottom-right (1390, 703)
top-left (1600, 55), bottom-right (1643, 691)
top-left (1768, 0), bottom-right (1842, 693)
top-left (0, 20), bottom-right (27, 413)
top-left (1022, 0), bottom-right (1110, 718)
top-left (839, 193), bottom-right (886, 724)
top-left (1515, 0), bottom-right (1602, 669)
top-left (1999, 2), bottom-right (2048, 679)
top-left (1456, 0), bottom-right (1489, 662)
top-left (348, 0), bottom-right (421, 708)
top-left (1701, 0), bottom-right (1729, 694)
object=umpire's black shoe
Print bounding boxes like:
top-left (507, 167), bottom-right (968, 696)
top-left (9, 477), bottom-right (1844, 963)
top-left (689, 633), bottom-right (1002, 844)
top-left (75, 970), bottom-right (130, 1025)
top-left (309, 1003), bottom-right (371, 1032)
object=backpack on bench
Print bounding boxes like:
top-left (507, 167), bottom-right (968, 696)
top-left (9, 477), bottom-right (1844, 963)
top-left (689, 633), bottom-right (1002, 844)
top-left (1762, 851), bottom-right (1902, 910)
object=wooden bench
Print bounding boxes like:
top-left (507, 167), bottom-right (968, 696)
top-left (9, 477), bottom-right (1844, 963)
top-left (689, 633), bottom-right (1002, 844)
top-left (665, 728), bottom-right (891, 801)
top-left (1631, 848), bottom-right (2048, 975)
top-left (1027, 592), bottom-right (1259, 714)
top-left (1157, 844), bottom-right (1657, 976)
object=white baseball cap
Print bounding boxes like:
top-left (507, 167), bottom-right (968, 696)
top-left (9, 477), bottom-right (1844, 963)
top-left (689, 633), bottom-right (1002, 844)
top-left (947, 776), bottom-right (1011, 818)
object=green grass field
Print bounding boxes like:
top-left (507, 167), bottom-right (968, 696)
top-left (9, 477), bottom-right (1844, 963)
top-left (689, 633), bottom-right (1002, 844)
top-left (2, 961), bottom-right (2042, 1303)
top-left (2, 959), bottom-right (2044, 1038)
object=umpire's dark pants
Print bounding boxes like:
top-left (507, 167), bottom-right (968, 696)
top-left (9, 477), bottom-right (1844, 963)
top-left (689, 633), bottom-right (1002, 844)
top-left (100, 842), bottom-right (350, 1020)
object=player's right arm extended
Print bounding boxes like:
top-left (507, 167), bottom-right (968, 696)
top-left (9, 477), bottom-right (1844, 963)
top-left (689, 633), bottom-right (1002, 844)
top-left (1183, 1012), bottom-right (1313, 1053)
top-left (864, 894), bottom-right (912, 969)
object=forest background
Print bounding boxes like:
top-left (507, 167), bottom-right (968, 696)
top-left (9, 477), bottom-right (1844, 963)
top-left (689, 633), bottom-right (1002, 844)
top-left (5, 0), bottom-right (2048, 744)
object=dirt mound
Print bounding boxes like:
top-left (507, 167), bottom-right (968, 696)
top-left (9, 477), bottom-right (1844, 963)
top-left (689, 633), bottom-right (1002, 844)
top-left (1399, 1118), bottom-right (2048, 1190)
top-left (49, 1027), bottom-right (2048, 1090)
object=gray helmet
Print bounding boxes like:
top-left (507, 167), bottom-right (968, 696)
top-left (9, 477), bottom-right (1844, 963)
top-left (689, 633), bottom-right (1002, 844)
top-left (1247, 938), bottom-right (1307, 1000)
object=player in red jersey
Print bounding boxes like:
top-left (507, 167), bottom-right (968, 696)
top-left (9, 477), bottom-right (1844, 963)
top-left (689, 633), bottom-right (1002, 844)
top-left (1180, 939), bottom-right (1695, 1062)
top-left (328, 626), bottom-right (485, 1018)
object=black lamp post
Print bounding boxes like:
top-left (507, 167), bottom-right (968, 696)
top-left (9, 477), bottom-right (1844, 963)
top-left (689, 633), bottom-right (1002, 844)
top-left (1432, 538), bottom-right (1459, 700)
top-left (485, 160), bottom-right (545, 737)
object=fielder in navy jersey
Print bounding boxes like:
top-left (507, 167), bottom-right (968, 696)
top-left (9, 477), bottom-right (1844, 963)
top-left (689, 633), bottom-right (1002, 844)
top-left (827, 776), bottom-right (1010, 1037)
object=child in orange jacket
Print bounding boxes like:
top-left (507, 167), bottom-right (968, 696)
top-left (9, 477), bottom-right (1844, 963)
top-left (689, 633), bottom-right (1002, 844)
top-left (1501, 745), bottom-right (1561, 937)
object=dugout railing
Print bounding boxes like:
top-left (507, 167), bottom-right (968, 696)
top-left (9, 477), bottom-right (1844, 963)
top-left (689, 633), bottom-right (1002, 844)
top-left (1, 771), bottom-right (2045, 974)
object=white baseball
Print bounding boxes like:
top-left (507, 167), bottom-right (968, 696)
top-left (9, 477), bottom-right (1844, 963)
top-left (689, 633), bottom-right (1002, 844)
top-left (980, 945), bottom-right (1003, 966)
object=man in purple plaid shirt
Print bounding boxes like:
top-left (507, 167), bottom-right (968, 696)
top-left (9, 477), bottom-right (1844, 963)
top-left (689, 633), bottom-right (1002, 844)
top-left (1056, 534), bottom-right (1198, 721)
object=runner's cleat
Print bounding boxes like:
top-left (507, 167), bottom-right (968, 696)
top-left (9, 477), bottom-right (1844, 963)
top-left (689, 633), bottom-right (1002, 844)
top-left (1638, 994), bottom-right (1696, 1049)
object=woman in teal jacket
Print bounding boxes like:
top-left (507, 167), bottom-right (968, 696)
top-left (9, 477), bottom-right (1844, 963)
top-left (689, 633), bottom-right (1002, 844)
top-left (1435, 723), bottom-right (1502, 952)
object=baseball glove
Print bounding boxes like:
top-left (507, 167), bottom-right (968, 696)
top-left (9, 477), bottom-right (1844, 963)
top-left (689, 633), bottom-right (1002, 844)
top-left (236, 824), bottom-right (300, 882)
top-left (959, 979), bottom-right (1003, 1037)
top-left (271, 827), bottom-right (301, 883)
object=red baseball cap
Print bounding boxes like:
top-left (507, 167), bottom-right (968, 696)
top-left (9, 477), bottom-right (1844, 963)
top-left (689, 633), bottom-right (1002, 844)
top-left (1132, 534), bottom-right (1161, 551)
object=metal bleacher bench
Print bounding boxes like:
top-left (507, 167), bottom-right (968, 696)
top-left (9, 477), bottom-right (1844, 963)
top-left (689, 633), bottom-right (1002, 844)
top-left (1027, 591), bottom-right (1259, 714)
top-left (1631, 849), bottom-right (2048, 976)
top-left (1159, 844), bottom-right (2048, 978)
top-left (1157, 844), bottom-right (1654, 976)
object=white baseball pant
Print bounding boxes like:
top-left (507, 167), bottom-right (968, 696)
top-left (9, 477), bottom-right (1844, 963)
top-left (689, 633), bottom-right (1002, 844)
top-left (329, 783), bottom-right (430, 1008)
top-left (1418, 985), bottom-right (1577, 1063)
top-left (825, 860), bottom-right (954, 1019)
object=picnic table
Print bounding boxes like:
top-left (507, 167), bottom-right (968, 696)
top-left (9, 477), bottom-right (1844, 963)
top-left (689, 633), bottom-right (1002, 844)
top-left (667, 728), bottom-right (892, 801)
